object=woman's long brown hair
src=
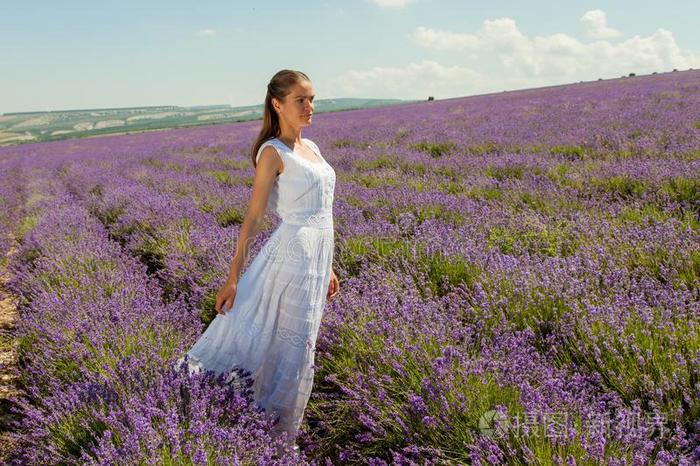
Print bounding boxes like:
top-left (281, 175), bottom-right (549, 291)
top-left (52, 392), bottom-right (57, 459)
top-left (250, 69), bottom-right (311, 168)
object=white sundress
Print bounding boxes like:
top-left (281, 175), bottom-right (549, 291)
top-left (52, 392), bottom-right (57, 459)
top-left (175, 136), bottom-right (336, 445)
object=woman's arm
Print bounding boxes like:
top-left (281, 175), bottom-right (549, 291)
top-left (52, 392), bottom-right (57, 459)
top-left (225, 145), bottom-right (283, 285)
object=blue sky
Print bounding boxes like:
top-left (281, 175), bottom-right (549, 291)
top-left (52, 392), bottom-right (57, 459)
top-left (2, 0), bottom-right (699, 114)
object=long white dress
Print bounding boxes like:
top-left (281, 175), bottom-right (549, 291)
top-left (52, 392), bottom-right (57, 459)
top-left (175, 136), bottom-right (336, 445)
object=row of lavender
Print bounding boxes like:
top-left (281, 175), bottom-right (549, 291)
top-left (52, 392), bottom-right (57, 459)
top-left (0, 70), bottom-right (698, 464)
top-left (0, 151), bottom-right (303, 462)
top-left (0, 156), bottom-right (28, 262)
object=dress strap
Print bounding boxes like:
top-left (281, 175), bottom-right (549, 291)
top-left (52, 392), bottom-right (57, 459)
top-left (302, 138), bottom-right (323, 160)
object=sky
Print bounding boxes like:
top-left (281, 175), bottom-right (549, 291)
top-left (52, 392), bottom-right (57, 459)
top-left (2, 0), bottom-right (700, 114)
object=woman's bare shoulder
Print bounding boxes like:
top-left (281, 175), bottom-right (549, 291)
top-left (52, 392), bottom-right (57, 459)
top-left (256, 143), bottom-right (285, 175)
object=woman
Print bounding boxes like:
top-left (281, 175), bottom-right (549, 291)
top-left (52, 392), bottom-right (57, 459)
top-left (175, 69), bottom-right (340, 453)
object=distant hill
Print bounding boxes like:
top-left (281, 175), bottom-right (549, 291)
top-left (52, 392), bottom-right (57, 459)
top-left (0, 98), bottom-right (418, 146)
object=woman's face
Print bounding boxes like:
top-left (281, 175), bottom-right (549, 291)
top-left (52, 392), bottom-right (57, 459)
top-left (273, 80), bottom-right (314, 129)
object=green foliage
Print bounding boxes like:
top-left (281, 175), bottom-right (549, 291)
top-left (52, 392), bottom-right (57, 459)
top-left (144, 158), bottom-right (183, 171)
top-left (311, 300), bottom-right (632, 463)
top-left (405, 180), bottom-right (427, 192)
top-left (336, 235), bottom-right (480, 297)
top-left (199, 201), bottom-right (215, 214)
top-left (51, 355), bottom-right (83, 385)
top-left (679, 149), bottom-right (700, 161)
top-left (352, 154), bottom-right (396, 171)
top-left (308, 312), bottom-right (523, 463)
top-left (143, 157), bottom-right (166, 169)
top-left (613, 242), bottom-right (699, 292)
top-left (417, 251), bottom-right (481, 298)
top-left (434, 166), bottom-right (460, 180)
top-left (678, 209), bottom-right (700, 231)
top-left (88, 184), bottom-right (103, 197)
top-left (342, 195), bottom-right (364, 209)
top-left (465, 141), bottom-right (502, 155)
top-left (488, 227), bottom-right (516, 255)
top-left (549, 145), bottom-right (588, 160)
top-left (332, 139), bottom-right (371, 149)
top-left (35, 256), bottom-right (119, 298)
top-left (203, 145), bottom-right (226, 154)
top-left (80, 326), bottom-right (182, 377)
top-left (392, 128), bottom-right (410, 145)
top-left (616, 203), bottom-right (671, 225)
top-left (514, 191), bottom-right (553, 214)
top-left (565, 308), bottom-right (700, 431)
top-left (485, 164), bottom-right (526, 181)
top-left (38, 322), bottom-right (196, 463)
top-left (591, 175), bottom-right (648, 199)
top-left (494, 281), bottom-right (571, 354)
top-left (133, 232), bottom-right (168, 275)
top-left (207, 170), bottom-right (254, 189)
top-left (17, 246), bottom-right (41, 272)
top-left (334, 236), bottom-right (366, 276)
top-left (171, 218), bottom-right (194, 254)
top-left (195, 269), bottom-right (225, 327)
top-left (92, 204), bottom-right (126, 229)
top-left (353, 173), bottom-right (399, 188)
top-left (676, 249), bottom-right (700, 293)
top-left (199, 290), bottom-right (220, 327)
top-left (408, 141), bottom-right (456, 158)
top-left (498, 412), bottom-right (632, 465)
top-left (48, 408), bottom-right (108, 460)
top-left (15, 332), bottom-right (40, 390)
top-left (208, 170), bottom-right (234, 185)
top-left (397, 161), bottom-right (428, 176)
top-left (487, 222), bottom-right (580, 258)
top-left (159, 444), bottom-right (220, 466)
top-left (336, 236), bottom-right (410, 278)
top-left (627, 129), bottom-right (642, 140)
top-left (218, 158), bottom-right (250, 170)
top-left (661, 176), bottom-right (700, 206)
top-left (465, 187), bottom-right (503, 201)
top-left (546, 164), bottom-right (584, 190)
top-left (341, 195), bottom-right (381, 221)
top-left (436, 181), bottom-right (466, 194)
top-left (388, 203), bottom-right (466, 228)
top-left (17, 214), bottom-right (39, 241)
top-left (616, 200), bottom-right (700, 232)
top-left (216, 206), bottom-right (245, 227)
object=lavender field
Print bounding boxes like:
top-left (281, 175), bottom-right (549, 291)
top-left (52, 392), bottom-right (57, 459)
top-left (0, 70), bottom-right (699, 465)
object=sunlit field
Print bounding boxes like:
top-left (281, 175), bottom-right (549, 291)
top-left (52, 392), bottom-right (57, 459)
top-left (1, 70), bottom-right (699, 465)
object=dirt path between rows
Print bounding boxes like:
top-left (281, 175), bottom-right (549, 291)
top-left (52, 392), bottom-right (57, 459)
top-left (0, 243), bottom-right (22, 461)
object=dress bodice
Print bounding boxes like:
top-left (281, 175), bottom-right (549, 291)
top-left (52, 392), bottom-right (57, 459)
top-left (255, 137), bottom-right (336, 229)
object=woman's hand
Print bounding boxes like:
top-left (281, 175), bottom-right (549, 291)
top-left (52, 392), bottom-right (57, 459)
top-left (327, 269), bottom-right (340, 300)
top-left (216, 280), bottom-right (238, 315)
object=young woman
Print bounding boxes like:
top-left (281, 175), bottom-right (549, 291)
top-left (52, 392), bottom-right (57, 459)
top-left (176, 69), bottom-right (340, 453)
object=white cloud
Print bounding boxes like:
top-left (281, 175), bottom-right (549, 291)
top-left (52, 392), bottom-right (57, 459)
top-left (366, 0), bottom-right (414, 8)
top-left (412, 18), bottom-right (531, 54)
top-left (195, 29), bottom-right (217, 36)
top-left (326, 11), bottom-right (700, 100)
top-left (580, 10), bottom-right (622, 40)
top-left (412, 26), bottom-right (479, 51)
top-left (409, 14), bottom-right (700, 78)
